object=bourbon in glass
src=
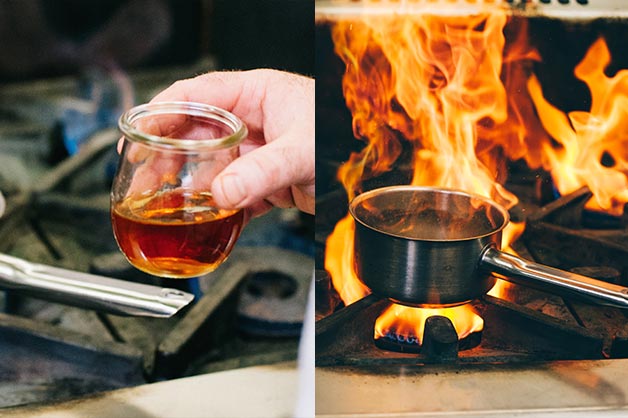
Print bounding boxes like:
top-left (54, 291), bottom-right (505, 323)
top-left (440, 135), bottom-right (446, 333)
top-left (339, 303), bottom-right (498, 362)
top-left (112, 189), bottom-right (244, 278)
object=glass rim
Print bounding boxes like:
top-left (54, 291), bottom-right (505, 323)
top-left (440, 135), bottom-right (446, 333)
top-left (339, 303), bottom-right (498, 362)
top-left (118, 101), bottom-right (247, 150)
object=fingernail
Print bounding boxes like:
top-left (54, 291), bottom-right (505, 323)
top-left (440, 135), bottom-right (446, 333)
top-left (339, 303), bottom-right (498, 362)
top-left (216, 173), bottom-right (246, 207)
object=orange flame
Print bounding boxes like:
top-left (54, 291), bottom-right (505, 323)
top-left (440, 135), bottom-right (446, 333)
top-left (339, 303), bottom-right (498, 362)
top-left (374, 303), bottom-right (484, 346)
top-left (325, 11), bottom-right (539, 344)
top-left (325, 214), bottom-right (369, 304)
top-left (487, 219), bottom-right (526, 299)
top-left (527, 37), bottom-right (628, 216)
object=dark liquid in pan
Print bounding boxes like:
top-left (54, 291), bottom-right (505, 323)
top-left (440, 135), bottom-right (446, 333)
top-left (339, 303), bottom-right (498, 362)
top-left (353, 189), bottom-right (505, 240)
top-left (372, 208), bottom-right (498, 240)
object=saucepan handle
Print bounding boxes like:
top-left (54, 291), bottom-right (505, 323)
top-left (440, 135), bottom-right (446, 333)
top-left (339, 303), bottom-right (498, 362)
top-left (480, 246), bottom-right (628, 309)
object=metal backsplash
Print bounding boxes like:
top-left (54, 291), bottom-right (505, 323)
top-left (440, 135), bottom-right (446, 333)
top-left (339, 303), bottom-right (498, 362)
top-left (315, 0), bottom-right (628, 20)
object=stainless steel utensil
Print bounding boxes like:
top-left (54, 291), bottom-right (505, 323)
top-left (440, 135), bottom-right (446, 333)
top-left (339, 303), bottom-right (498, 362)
top-left (0, 253), bottom-right (194, 317)
top-left (350, 185), bottom-right (628, 308)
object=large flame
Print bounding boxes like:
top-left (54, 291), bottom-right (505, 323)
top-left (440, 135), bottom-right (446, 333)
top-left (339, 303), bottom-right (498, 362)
top-left (325, 11), bottom-right (538, 344)
top-left (527, 37), bottom-right (628, 216)
top-left (325, 9), bottom-right (628, 347)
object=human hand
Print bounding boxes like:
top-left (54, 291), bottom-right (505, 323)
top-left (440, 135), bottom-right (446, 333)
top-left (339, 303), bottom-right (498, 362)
top-left (132, 69), bottom-right (315, 218)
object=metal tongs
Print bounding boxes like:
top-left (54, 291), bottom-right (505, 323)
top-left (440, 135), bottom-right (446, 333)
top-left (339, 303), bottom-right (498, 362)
top-left (0, 253), bottom-right (194, 318)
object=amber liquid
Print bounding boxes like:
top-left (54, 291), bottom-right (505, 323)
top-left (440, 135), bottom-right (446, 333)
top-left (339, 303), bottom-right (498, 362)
top-left (111, 190), bottom-right (244, 278)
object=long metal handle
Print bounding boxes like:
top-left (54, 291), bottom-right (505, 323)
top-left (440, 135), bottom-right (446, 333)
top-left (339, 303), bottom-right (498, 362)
top-left (0, 253), bottom-right (194, 318)
top-left (480, 247), bottom-right (628, 309)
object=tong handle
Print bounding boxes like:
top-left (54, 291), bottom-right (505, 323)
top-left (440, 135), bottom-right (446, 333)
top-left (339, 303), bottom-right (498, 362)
top-left (0, 253), bottom-right (194, 317)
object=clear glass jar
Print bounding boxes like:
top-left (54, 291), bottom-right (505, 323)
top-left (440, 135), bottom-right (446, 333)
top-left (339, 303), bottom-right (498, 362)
top-left (111, 101), bottom-right (247, 278)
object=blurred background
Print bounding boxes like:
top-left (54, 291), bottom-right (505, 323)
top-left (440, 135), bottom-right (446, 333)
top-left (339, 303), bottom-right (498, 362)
top-left (0, 0), bottom-right (313, 81)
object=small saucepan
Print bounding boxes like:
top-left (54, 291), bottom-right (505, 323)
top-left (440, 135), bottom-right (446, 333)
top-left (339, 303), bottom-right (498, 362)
top-left (349, 185), bottom-right (628, 308)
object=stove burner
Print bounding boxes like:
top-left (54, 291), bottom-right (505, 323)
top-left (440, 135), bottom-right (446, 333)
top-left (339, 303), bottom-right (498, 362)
top-left (315, 289), bottom-right (610, 367)
top-left (374, 315), bottom-right (482, 355)
top-left (235, 247), bottom-right (313, 337)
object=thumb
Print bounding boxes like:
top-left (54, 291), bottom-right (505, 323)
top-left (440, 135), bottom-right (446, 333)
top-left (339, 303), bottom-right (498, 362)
top-left (210, 135), bottom-right (313, 210)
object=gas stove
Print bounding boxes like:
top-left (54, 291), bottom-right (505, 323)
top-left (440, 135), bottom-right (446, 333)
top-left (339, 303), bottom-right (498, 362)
top-left (315, 0), bottom-right (628, 415)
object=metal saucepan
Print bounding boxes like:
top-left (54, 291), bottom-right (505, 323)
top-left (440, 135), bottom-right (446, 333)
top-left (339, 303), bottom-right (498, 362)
top-left (349, 185), bottom-right (628, 308)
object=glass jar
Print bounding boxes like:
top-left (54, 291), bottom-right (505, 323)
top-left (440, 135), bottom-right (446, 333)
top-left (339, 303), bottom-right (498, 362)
top-left (111, 101), bottom-right (247, 278)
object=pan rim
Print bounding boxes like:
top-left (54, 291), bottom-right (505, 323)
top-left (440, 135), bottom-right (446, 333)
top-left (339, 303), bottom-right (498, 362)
top-left (349, 185), bottom-right (511, 242)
